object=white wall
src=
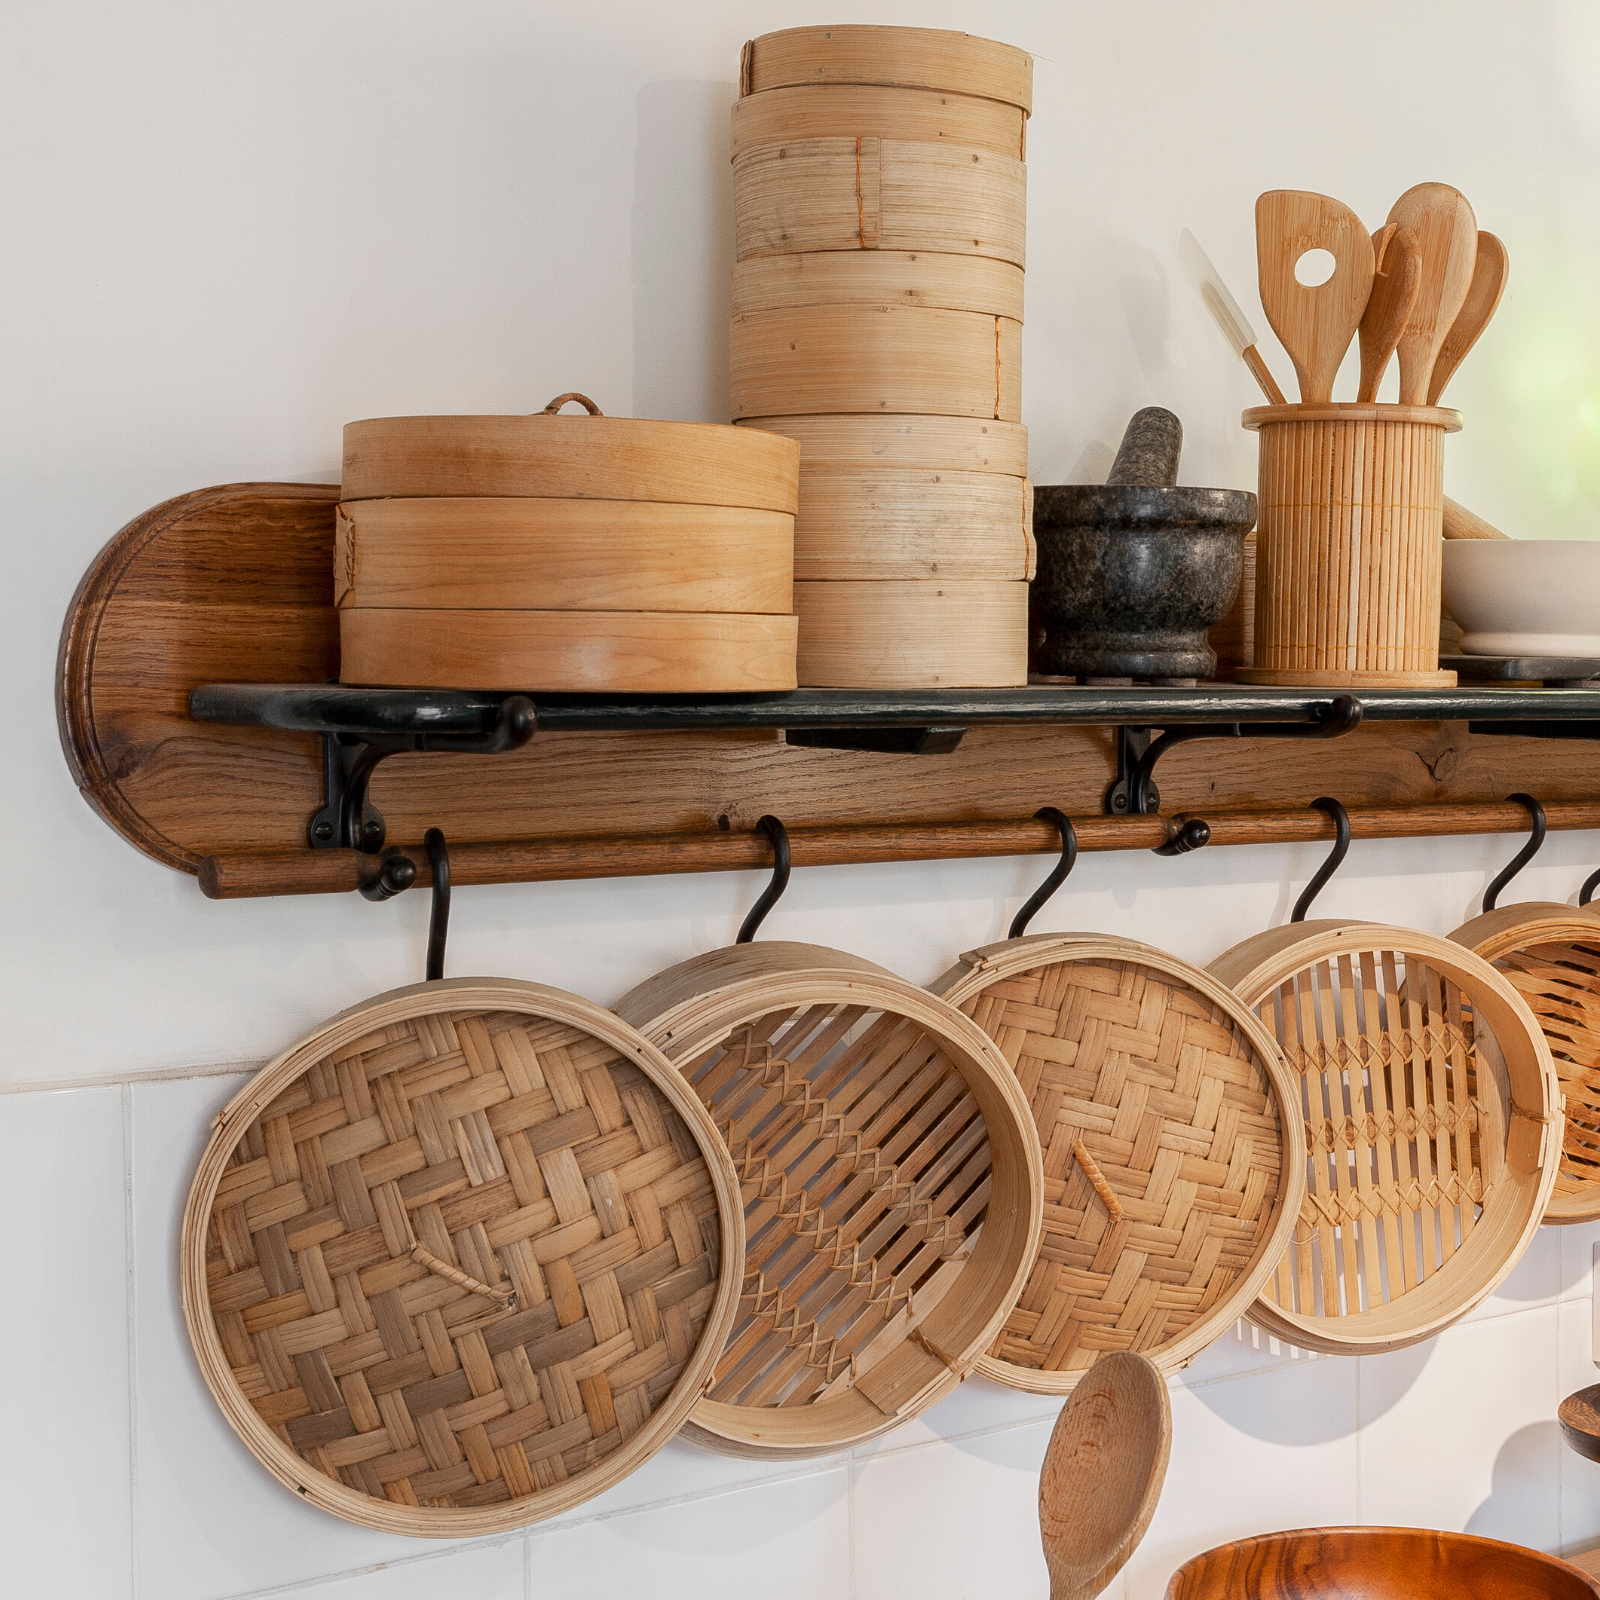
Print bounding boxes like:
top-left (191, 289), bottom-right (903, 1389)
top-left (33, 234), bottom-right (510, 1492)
top-left (7, 2), bottom-right (1600, 1596)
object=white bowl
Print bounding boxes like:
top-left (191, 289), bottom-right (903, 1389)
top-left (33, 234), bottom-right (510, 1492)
top-left (1441, 539), bottom-right (1600, 655)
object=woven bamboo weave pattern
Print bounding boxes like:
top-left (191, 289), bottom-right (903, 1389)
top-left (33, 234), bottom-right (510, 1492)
top-left (199, 1004), bottom-right (727, 1519)
top-left (956, 957), bottom-right (1286, 1380)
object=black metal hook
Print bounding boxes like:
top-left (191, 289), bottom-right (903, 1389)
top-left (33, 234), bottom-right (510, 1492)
top-left (1582, 867), bottom-right (1600, 909)
top-left (1291, 798), bottom-right (1351, 923)
top-left (424, 828), bottom-right (451, 981)
top-left (1154, 817), bottom-right (1211, 856)
top-left (1482, 794), bottom-right (1547, 913)
top-left (736, 816), bottom-right (791, 944)
top-left (1009, 808), bottom-right (1078, 939)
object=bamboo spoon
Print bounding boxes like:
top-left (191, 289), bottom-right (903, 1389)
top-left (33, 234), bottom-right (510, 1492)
top-left (1356, 222), bottom-right (1422, 401)
top-left (1429, 230), bottom-right (1509, 403)
top-left (1038, 1350), bottom-right (1172, 1600)
top-left (1387, 182), bottom-right (1478, 403)
top-left (1179, 227), bottom-right (1287, 404)
top-left (1255, 190), bottom-right (1375, 403)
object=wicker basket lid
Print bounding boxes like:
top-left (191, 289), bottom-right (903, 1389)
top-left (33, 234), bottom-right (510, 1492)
top-left (1211, 920), bottom-right (1562, 1354)
top-left (182, 978), bottom-right (745, 1535)
top-left (932, 934), bottom-right (1305, 1392)
top-left (1451, 902), bottom-right (1600, 1224)
top-left (614, 941), bottom-right (1044, 1458)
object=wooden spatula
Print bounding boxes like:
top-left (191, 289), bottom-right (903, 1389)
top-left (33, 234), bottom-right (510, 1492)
top-left (1039, 1351), bottom-right (1172, 1600)
top-left (1386, 182), bottom-right (1478, 403)
top-left (1255, 190), bottom-right (1375, 403)
top-left (1356, 223), bottom-right (1421, 401)
top-left (1429, 231), bottom-right (1509, 403)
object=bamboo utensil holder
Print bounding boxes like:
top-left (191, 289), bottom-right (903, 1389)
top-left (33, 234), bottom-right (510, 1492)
top-left (933, 935), bottom-right (1305, 1391)
top-left (1210, 921), bottom-right (1562, 1354)
top-left (1450, 902), bottom-right (1600, 1224)
top-left (1238, 403), bottom-right (1462, 687)
top-left (614, 941), bottom-right (1044, 1458)
top-left (181, 978), bottom-right (746, 1535)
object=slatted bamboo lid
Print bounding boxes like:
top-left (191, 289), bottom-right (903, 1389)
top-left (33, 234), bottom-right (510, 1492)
top-left (1451, 903), bottom-right (1600, 1224)
top-left (1211, 921), bottom-right (1562, 1354)
top-left (614, 942), bottom-right (1044, 1458)
top-left (181, 979), bottom-right (745, 1535)
top-left (932, 935), bottom-right (1305, 1393)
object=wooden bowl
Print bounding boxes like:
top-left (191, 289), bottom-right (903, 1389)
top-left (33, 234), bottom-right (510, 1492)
top-left (1210, 922), bottom-right (1563, 1354)
top-left (614, 942), bottom-right (1044, 1458)
top-left (1560, 1383), bottom-right (1600, 1463)
top-left (1166, 1526), bottom-right (1600, 1598)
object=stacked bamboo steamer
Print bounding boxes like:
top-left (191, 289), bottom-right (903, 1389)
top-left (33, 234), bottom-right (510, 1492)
top-left (337, 394), bottom-right (800, 692)
top-left (729, 26), bottom-right (1034, 688)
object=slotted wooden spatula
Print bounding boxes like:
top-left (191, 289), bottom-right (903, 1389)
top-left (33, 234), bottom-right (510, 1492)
top-left (1387, 182), bottom-right (1478, 403)
top-left (1429, 231), bottom-right (1509, 403)
top-left (1357, 222), bottom-right (1421, 401)
top-left (1255, 190), bottom-right (1375, 403)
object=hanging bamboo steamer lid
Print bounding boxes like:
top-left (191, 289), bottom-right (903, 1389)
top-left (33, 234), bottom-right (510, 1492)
top-left (613, 941), bottom-right (1045, 1458)
top-left (181, 978), bottom-right (746, 1535)
top-left (1450, 902), bottom-right (1600, 1224)
top-left (932, 934), bottom-right (1305, 1392)
top-left (1210, 921), bottom-right (1562, 1355)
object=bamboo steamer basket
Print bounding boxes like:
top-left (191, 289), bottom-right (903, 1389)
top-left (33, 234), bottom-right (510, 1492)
top-left (731, 304), bottom-right (1022, 422)
top-left (740, 412), bottom-right (1028, 475)
top-left (1237, 403), bottom-right (1462, 688)
top-left (1210, 921), bottom-right (1562, 1354)
top-left (1450, 902), bottom-right (1600, 1224)
top-left (732, 251), bottom-right (1024, 321)
top-left (932, 935), bottom-right (1305, 1392)
top-left (181, 978), bottom-right (746, 1535)
top-left (613, 942), bottom-right (1045, 1459)
top-left (793, 579), bottom-right (1028, 688)
top-left (731, 84), bottom-right (1026, 163)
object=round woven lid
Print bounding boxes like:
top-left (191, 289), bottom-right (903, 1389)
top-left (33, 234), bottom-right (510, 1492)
top-left (614, 942), bottom-right (1044, 1458)
top-left (182, 978), bottom-right (745, 1535)
top-left (933, 934), bottom-right (1304, 1392)
top-left (1211, 921), bottom-right (1562, 1355)
top-left (1451, 903), bottom-right (1600, 1224)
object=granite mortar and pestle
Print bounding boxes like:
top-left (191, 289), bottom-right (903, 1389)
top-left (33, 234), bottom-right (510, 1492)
top-left (1031, 407), bottom-right (1256, 682)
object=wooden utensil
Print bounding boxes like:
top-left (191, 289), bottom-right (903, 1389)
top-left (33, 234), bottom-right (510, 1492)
top-left (1180, 227), bottom-right (1287, 404)
top-left (1387, 182), bottom-right (1478, 404)
top-left (1429, 230), bottom-right (1509, 403)
top-left (1255, 190), bottom-right (1375, 403)
top-left (1356, 222), bottom-right (1422, 401)
top-left (1039, 1351), bottom-right (1171, 1600)
top-left (1443, 495), bottom-right (1511, 539)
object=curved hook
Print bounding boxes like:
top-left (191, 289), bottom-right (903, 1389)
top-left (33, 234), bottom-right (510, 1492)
top-left (1582, 867), bottom-right (1600, 909)
top-left (1154, 817), bottom-right (1210, 856)
top-left (424, 827), bottom-right (451, 981)
top-left (1291, 798), bottom-right (1351, 923)
top-left (1483, 794), bottom-right (1547, 913)
top-left (736, 816), bottom-right (790, 944)
top-left (1009, 808), bottom-right (1078, 940)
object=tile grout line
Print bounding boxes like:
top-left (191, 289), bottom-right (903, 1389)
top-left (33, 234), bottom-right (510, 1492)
top-left (524, 1529), bottom-right (533, 1600)
top-left (2, 1058), bottom-right (264, 1096)
top-left (846, 1453), bottom-right (856, 1600)
top-left (123, 1080), bottom-right (141, 1600)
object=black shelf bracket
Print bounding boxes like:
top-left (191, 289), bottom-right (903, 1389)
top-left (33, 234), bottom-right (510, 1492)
top-left (1106, 694), bottom-right (1364, 816)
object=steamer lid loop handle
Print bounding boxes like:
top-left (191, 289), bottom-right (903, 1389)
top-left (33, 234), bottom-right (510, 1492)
top-left (1291, 797), bottom-right (1352, 923)
top-left (1483, 793), bottom-right (1547, 913)
top-left (540, 392), bottom-right (603, 415)
top-left (736, 815), bottom-right (791, 944)
top-left (1009, 807), bottom-right (1077, 940)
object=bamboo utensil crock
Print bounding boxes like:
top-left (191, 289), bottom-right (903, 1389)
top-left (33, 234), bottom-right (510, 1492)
top-left (1210, 922), bottom-right (1562, 1354)
top-left (182, 979), bottom-right (746, 1534)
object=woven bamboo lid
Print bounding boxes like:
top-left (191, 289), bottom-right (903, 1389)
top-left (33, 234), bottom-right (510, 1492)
top-left (614, 942), bottom-right (1044, 1458)
top-left (1451, 903), bottom-right (1600, 1224)
top-left (932, 934), bottom-right (1305, 1393)
top-left (182, 978), bottom-right (745, 1535)
top-left (1211, 921), bottom-right (1562, 1355)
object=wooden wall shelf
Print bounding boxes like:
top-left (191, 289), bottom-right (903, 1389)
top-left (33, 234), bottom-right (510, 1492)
top-left (58, 482), bottom-right (1600, 901)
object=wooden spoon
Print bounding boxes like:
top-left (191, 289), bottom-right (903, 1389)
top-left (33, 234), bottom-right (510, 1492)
top-left (1386, 182), bottom-right (1478, 403)
top-left (1039, 1351), bottom-right (1172, 1600)
top-left (1255, 189), bottom-right (1375, 403)
top-left (1356, 223), bottom-right (1421, 401)
top-left (1429, 231), bottom-right (1509, 403)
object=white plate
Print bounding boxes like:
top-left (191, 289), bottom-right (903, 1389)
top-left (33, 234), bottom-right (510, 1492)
top-left (1442, 539), bottom-right (1600, 655)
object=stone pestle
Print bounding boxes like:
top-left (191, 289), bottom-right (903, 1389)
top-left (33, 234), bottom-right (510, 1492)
top-left (1104, 406), bottom-right (1183, 488)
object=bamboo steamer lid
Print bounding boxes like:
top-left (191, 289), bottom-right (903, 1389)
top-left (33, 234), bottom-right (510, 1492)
top-left (731, 304), bottom-right (1022, 422)
top-left (741, 413), bottom-right (1029, 476)
top-left (613, 942), bottom-right (1045, 1458)
top-left (794, 579), bottom-right (1028, 688)
top-left (342, 393), bottom-right (799, 511)
top-left (1210, 921), bottom-right (1562, 1354)
top-left (1450, 903), bottom-right (1600, 1224)
top-left (932, 935), bottom-right (1305, 1392)
top-left (739, 26), bottom-right (1033, 114)
top-left (181, 978), bottom-right (746, 1535)
top-left (731, 84), bottom-right (1027, 163)
top-left (338, 609), bottom-right (799, 693)
top-left (732, 252), bottom-right (1025, 320)
top-left (333, 498), bottom-right (793, 615)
